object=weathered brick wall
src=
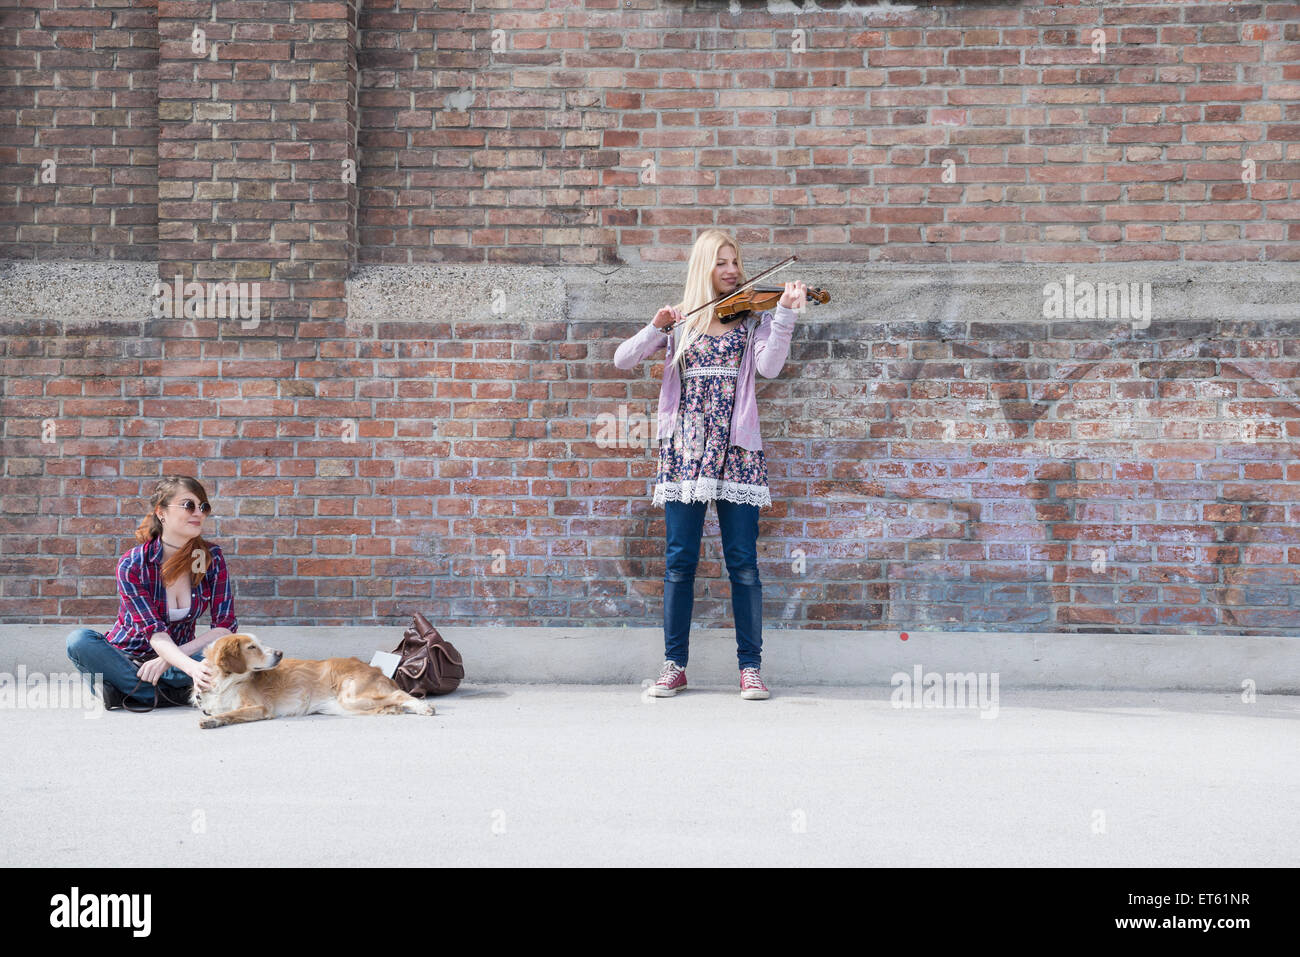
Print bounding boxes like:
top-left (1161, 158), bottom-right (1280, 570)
top-left (2, 1), bottom-right (1300, 635)
top-left (154, 1), bottom-right (360, 322)
top-left (353, 0), bottom-right (1299, 265)
top-left (4, 1), bottom-right (1297, 264)
top-left (2, 263), bottom-right (1298, 634)
top-left (2, 0), bottom-right (161, 259)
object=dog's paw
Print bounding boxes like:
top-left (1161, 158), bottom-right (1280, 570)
top-left (198, 716), bottom-right (223, 730)
top-left (419, 702), bottom-right (436, 716)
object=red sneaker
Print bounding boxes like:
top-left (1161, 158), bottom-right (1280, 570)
top-left (740, 667), bottom-right (769, 700)
top-left (648, 660), bottom-right (687, 696)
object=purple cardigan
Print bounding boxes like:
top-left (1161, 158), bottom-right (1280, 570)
top-left (613, 304), bottom-right (798, 452)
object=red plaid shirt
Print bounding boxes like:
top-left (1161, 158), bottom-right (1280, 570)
top-left (103, 537), bottom-right (238, 658)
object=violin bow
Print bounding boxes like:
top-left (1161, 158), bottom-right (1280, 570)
top-left (660, 254), bottom-right (799, 334)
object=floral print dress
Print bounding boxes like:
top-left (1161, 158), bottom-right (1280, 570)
top-left (653, 323), bottom-right (771, 509)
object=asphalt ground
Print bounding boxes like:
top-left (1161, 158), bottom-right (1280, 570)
top-left (2, 683), bottom-right (1295, 867)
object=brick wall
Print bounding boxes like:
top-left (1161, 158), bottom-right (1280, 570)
top-left (2, 262), bottom-right (1298, 634)
top-left (2, 0), bottom-right (160, 259)
top-left (2, 1), bottom-right (1300, 636)
top-left (4, 1), bottom-right (1297, 265)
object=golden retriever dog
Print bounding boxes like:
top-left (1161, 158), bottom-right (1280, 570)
top-left (191, 633), bottom-right (435, 729)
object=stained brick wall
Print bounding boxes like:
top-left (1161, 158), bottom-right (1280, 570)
top-left (2, 1), bottom-right (1300, 636)
top-left (2, 263), bottom-right (1298, 634)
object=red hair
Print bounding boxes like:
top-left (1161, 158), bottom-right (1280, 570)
top-left (133, 475), bottom-right (215, 587)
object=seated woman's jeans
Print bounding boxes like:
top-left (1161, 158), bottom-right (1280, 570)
top-left (663, 499), bottom-right (762, 670)
top-left (65, 627), bottom-right (202, 702)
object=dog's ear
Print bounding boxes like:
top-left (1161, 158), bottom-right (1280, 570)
top-left (213, 635), bottom-right (248, 676)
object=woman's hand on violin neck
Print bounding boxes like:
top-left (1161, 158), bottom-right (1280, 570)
top-left (778, 281), bottom-right (807, 311)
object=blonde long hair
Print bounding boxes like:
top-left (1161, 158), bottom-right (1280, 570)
top-left (669, 229), bottom-right (748, 368)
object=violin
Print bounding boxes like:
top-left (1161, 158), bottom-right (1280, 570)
top-left (657, 255), bottom-right (830, 334)
top-left (713, 284), bottom-right (831, 322)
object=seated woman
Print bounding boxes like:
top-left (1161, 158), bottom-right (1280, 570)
top-left (66, 475), bottom-right (237, 710)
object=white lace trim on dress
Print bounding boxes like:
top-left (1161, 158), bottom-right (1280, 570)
top-left (653, 476), bottom-right (771, 508)
top-left (683, 365), bottom-right (739, 379)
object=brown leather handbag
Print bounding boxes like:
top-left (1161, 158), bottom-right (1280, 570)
top-left (390, 612), bottom-right (464, 697)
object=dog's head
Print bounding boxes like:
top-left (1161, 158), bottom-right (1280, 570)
top-left (204, 633), bottom-right (283, 678)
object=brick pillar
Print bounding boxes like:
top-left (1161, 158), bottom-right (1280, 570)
top-left (156, 1), bottom-right (358, 322)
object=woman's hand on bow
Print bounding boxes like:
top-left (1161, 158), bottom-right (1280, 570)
top-left (653, 305), bottom-right (684, 329)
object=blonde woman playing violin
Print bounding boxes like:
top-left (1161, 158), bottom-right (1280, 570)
top-left (614, 228), bottom-right (804, 701)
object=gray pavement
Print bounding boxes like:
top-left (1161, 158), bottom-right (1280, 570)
top-left (2, 683), bottom-right (1296, 867)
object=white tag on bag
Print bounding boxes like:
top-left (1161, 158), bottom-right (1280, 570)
top-left (369, 651), bottom-right (401, 679)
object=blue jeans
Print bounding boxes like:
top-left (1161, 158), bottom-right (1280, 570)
top-left (663, 499), bottom-right (763, 670)
top-left (65, 627), bottom-right (201, 703)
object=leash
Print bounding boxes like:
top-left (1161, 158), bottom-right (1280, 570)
top-left (119, 655), bottom-right (195, 712)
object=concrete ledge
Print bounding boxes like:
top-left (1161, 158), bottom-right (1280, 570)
top-left (5, 625), bottom-right (1297, 693)
top-left (4, 261), bottom-right (1299, 326)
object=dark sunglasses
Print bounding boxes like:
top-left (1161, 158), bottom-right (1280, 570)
top-left (168, 499), bottom-right (212, 515)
